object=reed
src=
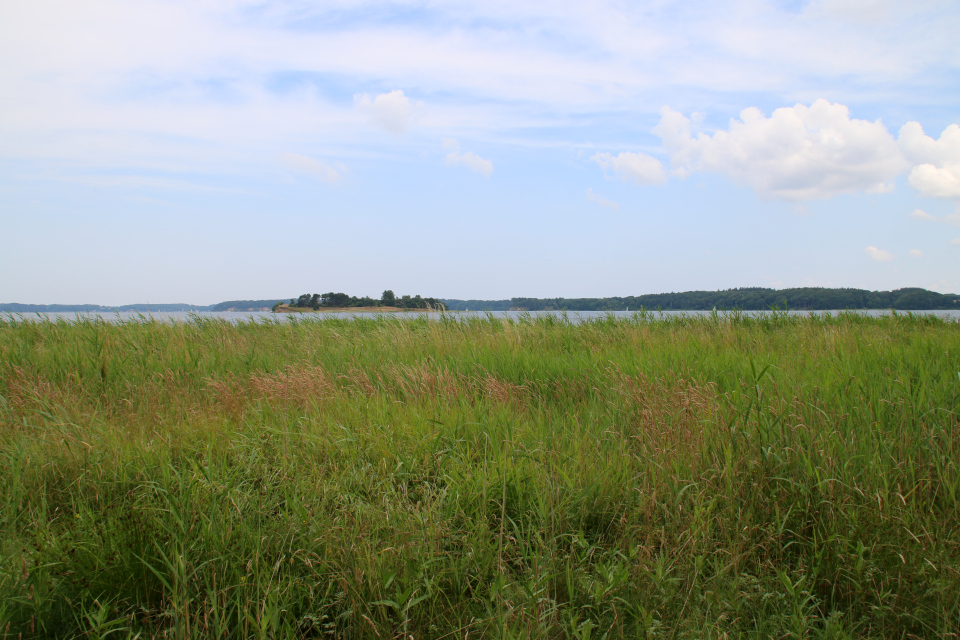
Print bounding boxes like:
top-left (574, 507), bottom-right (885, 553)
top-left (1, 311), bottom-right (958, 638)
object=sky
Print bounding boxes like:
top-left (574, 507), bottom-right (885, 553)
top-left (2, 0), bottom-right (959, 305)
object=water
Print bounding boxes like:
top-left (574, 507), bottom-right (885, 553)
top-left (4, 309), bottom-right (960, 324)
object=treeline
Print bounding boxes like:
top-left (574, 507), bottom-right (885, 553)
top-left (441, 287), bottom-right (960, 311)
top-left (289, 290), bottom-right (446, 311)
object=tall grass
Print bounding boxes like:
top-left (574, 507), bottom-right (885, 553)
top-left (1, 311), bottom-right (958, 638)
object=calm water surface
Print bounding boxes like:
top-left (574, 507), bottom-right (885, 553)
top-left (5, 309), bottom-right (960, 324)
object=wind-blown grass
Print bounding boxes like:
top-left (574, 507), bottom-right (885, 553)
top-left (1, 311), bottom-right (958, 638)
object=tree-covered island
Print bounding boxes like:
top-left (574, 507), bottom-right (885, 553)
top-left (276, 290), bottom-right (447, 312)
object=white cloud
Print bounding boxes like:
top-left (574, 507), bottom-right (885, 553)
top-left (591, 151), bottom-right (666, 185)
top-left (909, 207), bottom-right (960, 226)
top-left (952, 238), bottom-right (960, 247)
top-left (586, 188), bottom-right (619, 210)
top-left (899, 122), bottom-right (960, 199)
top-left (804, 0), bottom-right (896, 23)
top-left (865, 245), bottom-right (894, 261)
top-left (653, 100), bottom-right (908, 200)
top-left (279, 152), bottom-right (341, 184)
top-left (442, 139), bottom-right (492, 177)
top-left (899, 122), bottom-right (960, 166)
top-left (907, 164), bottom-right (960, 199)
top-left (355, 90), bottom-right (416, 134)
top-left (909, 249), bottom-right (923, 258)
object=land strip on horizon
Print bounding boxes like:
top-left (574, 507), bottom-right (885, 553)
top-left (2, 286), bottom-right (959, 313)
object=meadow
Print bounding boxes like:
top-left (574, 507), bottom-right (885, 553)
top-left (1, 311), bottom-right (958, 639)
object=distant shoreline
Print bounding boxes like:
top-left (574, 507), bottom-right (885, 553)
top-left (3, 287), bottom-right (958, 314)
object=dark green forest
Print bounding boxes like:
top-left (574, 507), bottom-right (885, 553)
top-left (288, 290), bottom-right (446, 310)
top-left (441, 287), bottom-right (960, 311)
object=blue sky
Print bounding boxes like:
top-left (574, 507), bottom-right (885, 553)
top-left (2, 0), bottom-right (959, 304)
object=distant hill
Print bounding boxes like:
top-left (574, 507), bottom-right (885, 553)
top-left (209, 299), bottom-right (285, 312)
top-left (0, 300), bottom-right (283, 313)
top-left (441, 287), bottom-right (960, 311)
top-left (0, 303), bottom-right (212, 313)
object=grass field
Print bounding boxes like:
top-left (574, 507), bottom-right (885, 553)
top-left (1, 312), bottom-right (959, 639)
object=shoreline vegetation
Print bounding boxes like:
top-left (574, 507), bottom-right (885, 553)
top-left (1, 312), bottom-right (959, 637)
top-left (2, 286), bottom-right (958, 314)
top-left (442, 286), bottom-right (960, 312)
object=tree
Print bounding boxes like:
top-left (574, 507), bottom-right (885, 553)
top-left (381, 290), bottom-right (396, 307)
top-left (320, 292), bottom-right (350, 307)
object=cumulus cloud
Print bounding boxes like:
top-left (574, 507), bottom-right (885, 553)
top-left (909, 249), bottom-right (923, 258)
top-left (355, 90), bottom-right (417, 134)
top-left (586, 188), bottom-right (619, 210)
top-left (279, 152), bottom-right (341, 184)
top-left (908, 165), bottom-right (960, 199)
top-left (442, 139), bottom-right (492, 176)
top-left (909, 208), bottom-right (935, 220)
top-left (864, 245), bottom-right (894, 262)
top-left (590, 151), bottom-right (666, 185)
top-left (899, 122), bottom-right (960, 199)
top-left (653, 100), bottom-right (907, 200)
top-left (899, 122), bottom-right (960, 165)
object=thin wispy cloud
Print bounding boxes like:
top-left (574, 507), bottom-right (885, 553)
top-left (591, 152), bottom-right (666, 186)
top-left (908, 208), bottom-right (960, 226)
top-left (2, 1), bottom-right (958, 175)
top-left (865, 246), bottom-right (894, 262)
top-left (279, 152), bottom-right (342, 184)
top-left (442, 139), bottom-right (492, 177)
top-left (586, 188), bottom-right (620, 210)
